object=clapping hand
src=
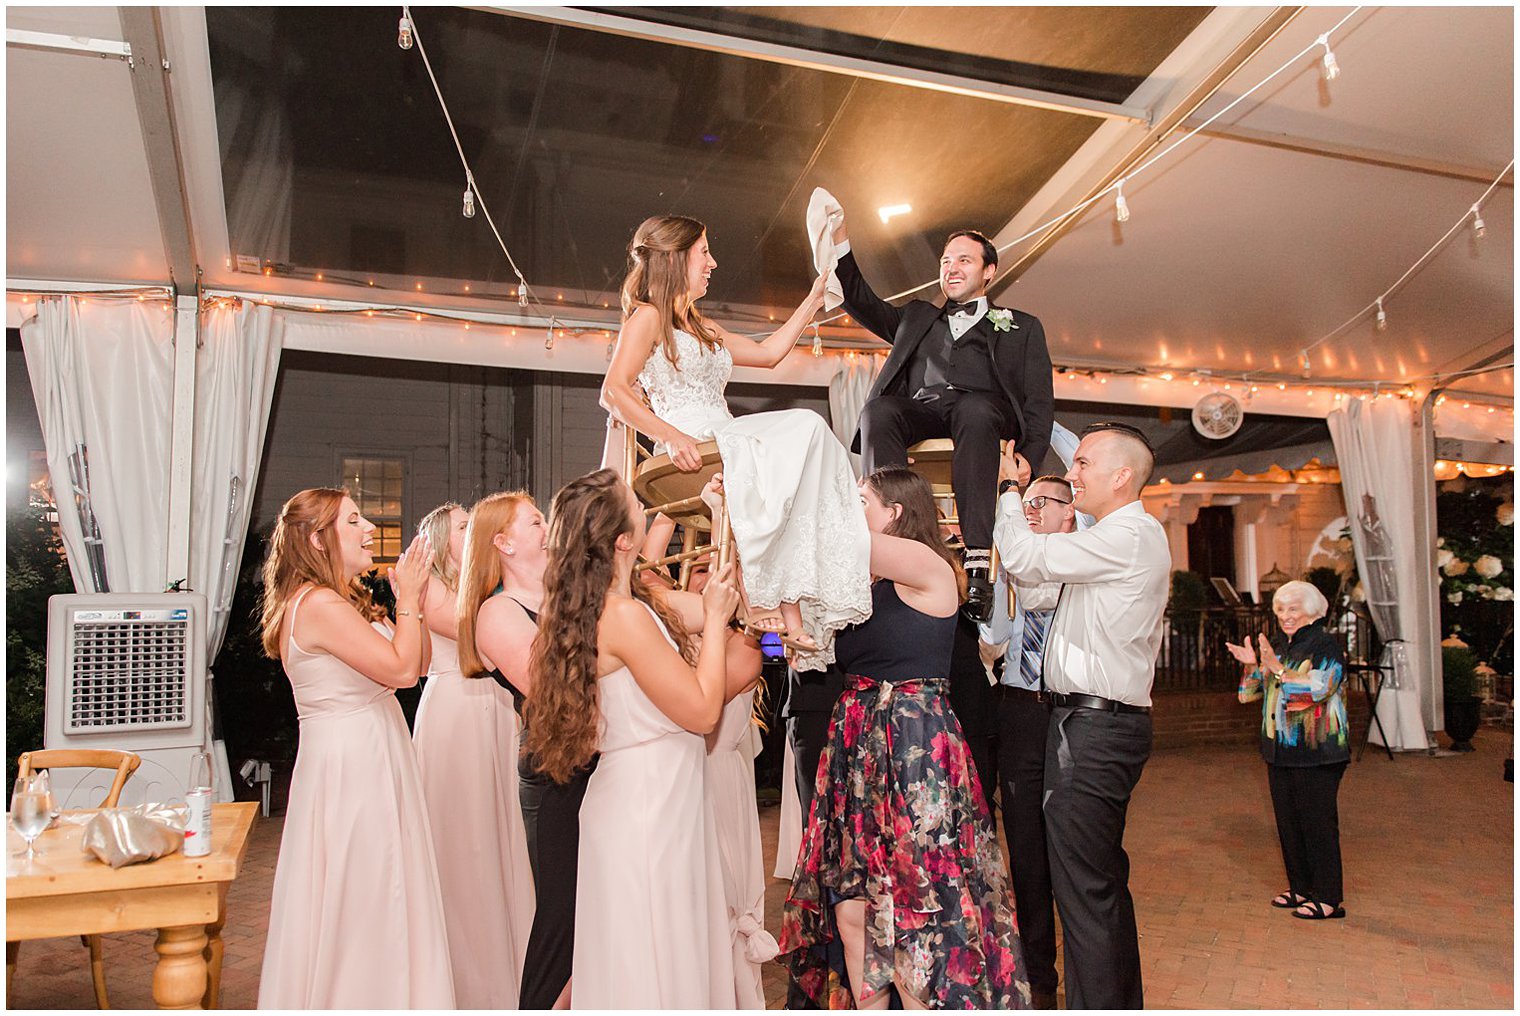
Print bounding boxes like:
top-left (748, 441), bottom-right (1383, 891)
top-left (391, 532), bottom-right (432, 614)
top-left (1224, 639), bottom-right (1257, 667)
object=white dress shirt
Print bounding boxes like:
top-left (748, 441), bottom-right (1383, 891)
top-left (992, 496), bottom-right (1171, 706)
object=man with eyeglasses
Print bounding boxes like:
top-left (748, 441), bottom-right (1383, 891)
top-left (992, 421), bottom-right (1170, 1010)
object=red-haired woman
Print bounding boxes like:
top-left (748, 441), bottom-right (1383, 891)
top-left (601, 214), bottom-right (871, 669)
top-left (524, 469), bottom-right (741, 1008)
top-left (412, 500), bottom-right (535, 1007)
top-left (256, 489), bottom-right (453, 1009)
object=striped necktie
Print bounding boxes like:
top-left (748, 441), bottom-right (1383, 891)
top-left (1021, 608), bottom-right (1052, 690)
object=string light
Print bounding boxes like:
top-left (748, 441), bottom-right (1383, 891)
top-left (1317, 33), bottom-right (1340, 80)
top-left (517, 277), bottom-right (529, 308)
top-left (1375, 298), bottom-right (1387, 331)
top-left (1470, 204), bottom-right (1486, 239)
top-left (462, 175), bottom-right (475, 219)
top-left (397, 11), bottom-right (413, 50)
top-left (1300, 350), bottom-right (1312, 376)
top-left (544, 317), bottom-right (556, 350)
top-left (1114, 179), bottom-right (1131, 223)
top-left (811, 324), bottom-right (823, 358)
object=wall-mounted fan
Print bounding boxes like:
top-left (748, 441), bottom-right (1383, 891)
top-left (1192, 391), bottom-right (1243, 440)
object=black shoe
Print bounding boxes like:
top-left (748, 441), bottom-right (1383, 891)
top-left (962, 568), bottom-right (994, 624)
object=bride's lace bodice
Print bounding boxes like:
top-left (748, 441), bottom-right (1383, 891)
top-left (638, 329), bottom-right (735, 439)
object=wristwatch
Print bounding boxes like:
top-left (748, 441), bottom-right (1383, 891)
top-left (999, 479), bottom-right (1020, 497)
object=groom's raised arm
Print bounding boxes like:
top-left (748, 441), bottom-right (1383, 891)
top-left (834, 248), bottom-right (904, 344)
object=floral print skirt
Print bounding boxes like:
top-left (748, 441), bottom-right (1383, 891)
top-left (779, 674), bottom-right (1030, 1009)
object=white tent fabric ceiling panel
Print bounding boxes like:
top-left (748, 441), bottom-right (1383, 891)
top-left (6, 16), bottom-right (168, 285)
top-left (1189, 6), bottom-right (1514, 172)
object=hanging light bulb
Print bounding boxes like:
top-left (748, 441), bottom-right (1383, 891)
top-left (811, 325), bottom-right (823, 358)
top-left (1471, 203), bottom-right (1486, 239)
top-left (517, 277), bottom-right (529, 308)
top-left (462, 177), bottom-right (475, 219)
top-left (1114, 179), bottom-right (1131, 223)
top-left (1318, 34), bottom-right (1339, 80)
top-left (397, 12), bottom-right (414, 50)
top-left (1300, 350), bottom-right (1312, 376)
top-left (544, 318), bottom-right (556, 349)
top-left (1375, 297), bottom-right (1387, 331)
top-left (606, 336), bottom-right (616, 362)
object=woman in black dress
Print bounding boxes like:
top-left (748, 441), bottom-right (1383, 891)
top-left (780, 468), bottom-right (1029, 1009)
top-left (458, 490), bottom-right (592, 1010)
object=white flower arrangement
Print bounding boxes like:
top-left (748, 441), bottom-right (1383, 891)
top-left (1498, 503), bottom-right (1514, 526)
top-left (1448, 591), bottom-right (1465, 604)
top-left (1437, 549), bottom-right (1455, 570)
top-left (1443, 557), bottom-right (1471, 577)
top-left (1474, 554), bottom-right (1504, 579)
top-left (986, 308), bottom-right (1015, 332)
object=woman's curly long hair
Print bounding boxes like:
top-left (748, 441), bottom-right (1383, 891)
top-left (259, 488), bottom-right (379, 658)
top-left (619, 214), bottom-right (723, 368)
top-left (523, 469), bottom-right (693, 783)
top-left (863, 467), bottom-right (968, 603)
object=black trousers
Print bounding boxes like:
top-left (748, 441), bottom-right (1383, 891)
top-left (947, 615), bottom-right (996, 796)
top-left (1266, 761), bottom-right (1347, 907)
top-left (786, 664), bottom-right (846, 825)
top-left (1043, 705), bottom-right (1151, 1010)
top-left (993, 686), bottom-right (1059, 998)
top-left (858, 390), bottom-right (1013, 549)
top-left (517, 759), bottom-right (595, 1009)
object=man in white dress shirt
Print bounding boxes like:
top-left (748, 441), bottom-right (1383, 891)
top-left (992, 422), bottom-right (1170, 1010)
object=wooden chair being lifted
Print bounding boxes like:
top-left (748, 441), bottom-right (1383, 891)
top-left (619, 422), bottom-right (734, 588)
top-left (906, 438), bottom-right (1010, 613)
top-left (9, 749), bottom-right (142, 1008)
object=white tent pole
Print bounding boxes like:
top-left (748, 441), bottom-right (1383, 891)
top-left (1411, 392), bottom-right (1445, 734)
top-left (165, 295), bottom-right (197, 590)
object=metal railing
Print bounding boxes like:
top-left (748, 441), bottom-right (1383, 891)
top-left (1154, 604), bottom-right (1377, 693)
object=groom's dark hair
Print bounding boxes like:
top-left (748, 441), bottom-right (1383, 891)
top-left (945, 229), bottom-right (998, 270)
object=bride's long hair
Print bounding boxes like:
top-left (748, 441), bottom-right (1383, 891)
top-left (619, 215), bottom-right (723, 368)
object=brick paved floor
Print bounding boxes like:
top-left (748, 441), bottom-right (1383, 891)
top-left (8, 734), bottom-right (1512, 1009)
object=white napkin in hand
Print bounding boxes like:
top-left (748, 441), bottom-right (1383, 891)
top-left (806, 186), bottom-right (845, 313)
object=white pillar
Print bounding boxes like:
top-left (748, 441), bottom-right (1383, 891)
top-left (1412, 393), bottom-right (1444, 732)
top-left (164, 295), bottom-right (197, 589)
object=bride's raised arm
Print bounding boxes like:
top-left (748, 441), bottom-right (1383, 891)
top-left (718, 274), bottom-right (828, 370)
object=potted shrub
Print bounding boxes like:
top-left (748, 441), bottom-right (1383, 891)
top-left (1442, 644), bottom-right (1482, 752)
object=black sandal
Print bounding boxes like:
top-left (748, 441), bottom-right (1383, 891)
top-left (1293, 902), bottom-right (1346, 920)
top-left (1271, 890), bottom-right (1308, 909)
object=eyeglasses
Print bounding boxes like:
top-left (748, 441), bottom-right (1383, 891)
top-left (1024, 495), bottom-right (1071, 510)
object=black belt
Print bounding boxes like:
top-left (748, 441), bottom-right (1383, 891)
top-left (996, 684), bottom-right (1047, 704)
top-left (1048, 691), bottom-right (1150, 715)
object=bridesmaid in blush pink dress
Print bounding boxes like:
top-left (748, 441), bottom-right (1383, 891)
top-left (412, 501), bottom-right (535, 1007)
top-left (521, 469), bottom-right (740, 1009)
top-left (256, 488), bottom-right (453, 1009)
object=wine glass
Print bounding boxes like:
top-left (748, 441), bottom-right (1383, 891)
top-left (31, 768), bottom-right (59, 828)
top-left (11, 775), bottom-right (50, 862)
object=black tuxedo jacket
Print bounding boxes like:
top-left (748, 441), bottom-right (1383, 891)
top-left (836, 250), bottom-right (1055, 472)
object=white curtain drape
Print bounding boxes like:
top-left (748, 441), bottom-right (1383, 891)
top-left (21, 297), bottom-right (176, 593)
top-left (191, 300), bottom-right (284, 662)
top-left (1326, 396), bottom-right (1432, 750)
top-left (828, 356), bottom-right (881, 477)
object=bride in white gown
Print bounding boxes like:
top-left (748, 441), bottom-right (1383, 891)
top-left (601, 214), bottom-right (871, 670)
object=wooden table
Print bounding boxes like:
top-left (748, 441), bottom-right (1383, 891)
top-left (7, 802), bottom-right (259, 1009)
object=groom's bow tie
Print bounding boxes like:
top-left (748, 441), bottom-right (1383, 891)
top-left (945, 299), bottom-right (981, 317)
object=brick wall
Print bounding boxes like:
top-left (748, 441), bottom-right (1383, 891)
top-left (1153, 685), bottom-right (1373, 751)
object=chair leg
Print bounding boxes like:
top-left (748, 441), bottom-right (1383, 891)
top-left (86, 934), bottom-right (109, 1008)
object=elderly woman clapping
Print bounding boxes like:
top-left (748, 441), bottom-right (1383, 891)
top-left (1226, 579), bottom-right (1350, 921)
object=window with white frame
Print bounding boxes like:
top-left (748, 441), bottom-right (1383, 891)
top-left (339, 455), bottom-right (405, 567)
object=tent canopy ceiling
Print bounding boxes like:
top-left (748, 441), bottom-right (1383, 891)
top-left (5, 5), bottom-right (1513, 407)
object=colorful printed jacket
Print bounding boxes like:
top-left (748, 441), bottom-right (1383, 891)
top-left (1239, 620), bottom-right (1349, 767)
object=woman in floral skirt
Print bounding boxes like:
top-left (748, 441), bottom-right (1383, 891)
top-left (780, 467), bottom-right (1028, 1009)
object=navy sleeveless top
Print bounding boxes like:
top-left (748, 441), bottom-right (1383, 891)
top-left (833, 579), bottom-right (956, 681)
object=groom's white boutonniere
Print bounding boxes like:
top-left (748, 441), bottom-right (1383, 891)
top-left (987, 308), bottom-right (1016, 332)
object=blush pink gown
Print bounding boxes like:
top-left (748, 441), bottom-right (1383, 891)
top-left (571, 603), bottom-right (736, 1009)
top-left (257, 588), bottom-right (454, 1009)
top-left (413, 630), bottom-right (536, 1007)
top-left (706, 690), bottom-right (779, 1009)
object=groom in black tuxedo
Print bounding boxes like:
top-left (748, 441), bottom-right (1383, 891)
top-left (830, 213), bottom-right (1054, 621)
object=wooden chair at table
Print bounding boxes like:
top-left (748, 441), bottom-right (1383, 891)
top-left (9, 749), bottom-right (141, 1008)
top-left (619, 420), bottom-right (735, 590)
